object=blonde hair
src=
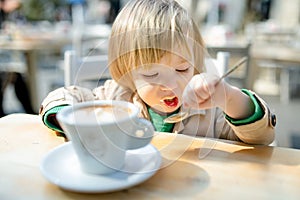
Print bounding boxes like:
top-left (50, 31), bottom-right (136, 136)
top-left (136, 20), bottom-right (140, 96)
top-left (108, 0), bottom-right (206, 90)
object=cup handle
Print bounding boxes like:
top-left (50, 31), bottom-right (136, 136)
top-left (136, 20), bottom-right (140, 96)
top-left (126, 118), bottom-right (154, 149)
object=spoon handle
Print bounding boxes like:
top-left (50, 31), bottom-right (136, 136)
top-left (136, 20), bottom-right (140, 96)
top-left (216, 56), bottom-right (248, 85)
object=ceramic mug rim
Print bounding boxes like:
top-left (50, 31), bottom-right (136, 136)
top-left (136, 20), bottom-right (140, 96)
top-left (57, 100), bottom-right (139, 126)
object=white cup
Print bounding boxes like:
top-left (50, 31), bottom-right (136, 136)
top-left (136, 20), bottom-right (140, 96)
top-left (56, 100), bottom-right (154, 175)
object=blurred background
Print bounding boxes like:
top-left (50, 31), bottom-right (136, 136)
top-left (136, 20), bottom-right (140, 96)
top-left (0, 0), bottom-right (299, 148)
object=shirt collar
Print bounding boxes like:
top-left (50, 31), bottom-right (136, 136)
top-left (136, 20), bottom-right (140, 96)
top-left (189, 108), bottom-right (206, 116)
top-left (173, 108), bottom-right (206, 133)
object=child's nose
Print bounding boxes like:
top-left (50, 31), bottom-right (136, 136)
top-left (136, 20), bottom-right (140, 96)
top-left (160, 79), bottom-right (178, 91)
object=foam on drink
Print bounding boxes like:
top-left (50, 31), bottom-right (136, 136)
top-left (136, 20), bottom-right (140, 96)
top-left (67, 105), bottom-right (132, 124)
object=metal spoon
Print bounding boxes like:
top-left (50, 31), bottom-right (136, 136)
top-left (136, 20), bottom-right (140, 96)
top-left (164, 56), bottom-right (248, 124)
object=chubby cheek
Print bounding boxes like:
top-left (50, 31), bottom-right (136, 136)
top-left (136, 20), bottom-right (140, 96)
top-left (135, 83), bottom-right (157, 105)
top-left (177, 74), bottom-right (193, 98)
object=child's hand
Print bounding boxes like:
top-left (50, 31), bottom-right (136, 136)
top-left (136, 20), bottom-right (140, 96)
top-left (183, 73), bottom-right (255, 120)
top-left (182, 73), bottom-right (228, 110)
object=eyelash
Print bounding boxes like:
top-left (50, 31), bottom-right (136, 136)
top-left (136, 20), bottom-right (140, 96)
top-left (142, 73), bottom-right (158, 78)
top-left (176, 67), bottom-right (189, 72)
top-left (141, 66), bottom-right (190, 78)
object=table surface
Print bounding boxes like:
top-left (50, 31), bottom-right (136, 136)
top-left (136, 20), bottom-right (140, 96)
top-left (251, 43), bottom-right (300, 66)
top-left (0, 34), bottom-right (70, 51)
top-left (1, 114), bottom-right (300, 199)
top-left (0, 27), bottom-right (108, 112)
top-left (0, 36), bottom-right (71, 112)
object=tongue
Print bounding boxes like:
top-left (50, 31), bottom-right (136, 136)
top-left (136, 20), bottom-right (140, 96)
top-left (164, 97), bottom-right (178, 107)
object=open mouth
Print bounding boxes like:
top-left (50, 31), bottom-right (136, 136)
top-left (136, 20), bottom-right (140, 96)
top-left (161, 96), bottom-right (179, 108)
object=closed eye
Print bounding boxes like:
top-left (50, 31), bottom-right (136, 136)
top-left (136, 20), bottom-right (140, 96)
top-left (176, 67), bottom-right (189, 72)
top-left (142, 73), bottom-right (159, 78)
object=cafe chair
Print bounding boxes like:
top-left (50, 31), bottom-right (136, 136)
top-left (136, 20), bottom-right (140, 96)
top-left (207, 43), bottom-right (251, 89)
top-left (64, 50), bottom-right (110, 88)
top-left (205, 51), bottom-right (230, 77)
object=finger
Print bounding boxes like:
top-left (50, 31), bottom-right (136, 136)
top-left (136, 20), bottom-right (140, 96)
top-left (197, 97), bottom-right (215, 110)
top-left (194, 75), bottom-right (216, 102)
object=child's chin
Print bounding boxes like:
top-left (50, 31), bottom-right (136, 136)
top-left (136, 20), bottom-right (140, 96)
top-left (165, 105), bottom-right (181, 113)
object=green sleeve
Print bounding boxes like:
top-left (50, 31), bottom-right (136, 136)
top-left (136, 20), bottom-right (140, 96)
top-left (225, 89), bottom-right (264, 126)
top-left (42, 105), bottom-right (70, 133)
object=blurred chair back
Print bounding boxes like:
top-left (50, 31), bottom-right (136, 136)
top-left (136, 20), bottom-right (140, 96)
top-left (207, 43), bottom-right (251, 88)
top-left (205, 51), bottom-right (230, 79)
top-left (64, 50), bottom-right (110, 88)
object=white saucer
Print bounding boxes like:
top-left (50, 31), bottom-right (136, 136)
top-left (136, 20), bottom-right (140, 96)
top-left (40, 142), bottom-right (161, 193)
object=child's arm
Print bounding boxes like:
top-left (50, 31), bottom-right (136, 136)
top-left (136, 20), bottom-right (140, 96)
top-left (39, 80), bottom-right (133, 132)
top-left (39, 86), bottom-right (95, 132)
top-left (183, 73), bottom-right (275, 144)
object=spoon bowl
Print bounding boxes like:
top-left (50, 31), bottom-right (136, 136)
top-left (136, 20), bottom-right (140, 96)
top-left (164, 108), bottom-right (190, 123)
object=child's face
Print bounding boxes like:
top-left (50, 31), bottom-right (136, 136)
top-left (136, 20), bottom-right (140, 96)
top-left (132, 53), bottom-right (194, 114)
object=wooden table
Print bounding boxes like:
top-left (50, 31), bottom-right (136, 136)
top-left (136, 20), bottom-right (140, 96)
top-left (0, 24), bottom-right (111, 112)
top-left (0, 37), bottom-right (70, 112)
top-left (1, 114), bottom-right (300, 199)
top-left (250, 43), bottom-right (300, 103)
